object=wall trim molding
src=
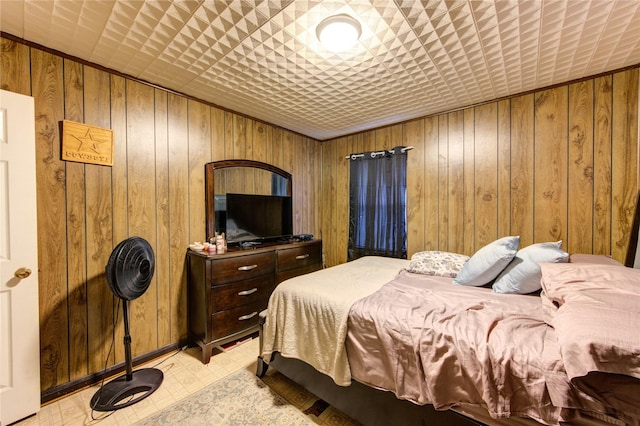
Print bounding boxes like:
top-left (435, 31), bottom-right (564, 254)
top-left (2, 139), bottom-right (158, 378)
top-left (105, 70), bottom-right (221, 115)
top-left (41, 341), bottom-right (185, 404)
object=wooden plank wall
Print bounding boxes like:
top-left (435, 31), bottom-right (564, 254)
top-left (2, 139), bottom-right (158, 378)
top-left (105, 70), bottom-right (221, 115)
top-left (1, 34), bottom-right (639, 396)
top-left (321, 67), bottom-right (639, 267)
top-left (1, 38), bottom-right (321, 393)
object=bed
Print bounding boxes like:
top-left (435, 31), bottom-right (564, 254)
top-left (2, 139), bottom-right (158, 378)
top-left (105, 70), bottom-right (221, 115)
top-left (257, 194), bottom-right (640, 426)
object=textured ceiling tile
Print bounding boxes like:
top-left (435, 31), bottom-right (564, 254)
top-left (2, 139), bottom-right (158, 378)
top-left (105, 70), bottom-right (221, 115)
top-left (2, 0), bottom-right (639, 139)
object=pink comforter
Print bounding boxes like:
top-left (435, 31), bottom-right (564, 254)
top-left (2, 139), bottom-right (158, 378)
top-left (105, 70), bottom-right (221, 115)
top-left (346, 270), bottom-right (609, 425)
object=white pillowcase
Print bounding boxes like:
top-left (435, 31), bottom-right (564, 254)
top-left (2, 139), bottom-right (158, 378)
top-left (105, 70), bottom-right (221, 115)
top-left (406, 251), bottom-right (470, 278)
top-left (453, 236), bottom-right (520, 287)
top-left (492, 241), bottom-right (569, 294)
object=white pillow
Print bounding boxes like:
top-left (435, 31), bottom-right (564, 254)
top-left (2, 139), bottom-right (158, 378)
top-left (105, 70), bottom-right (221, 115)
top-left (453, 236), bottom-right (520, 286)
top-left (492, 241), bottom-right (569, 294)
top-left (406, 251), bottom-right (469, 278)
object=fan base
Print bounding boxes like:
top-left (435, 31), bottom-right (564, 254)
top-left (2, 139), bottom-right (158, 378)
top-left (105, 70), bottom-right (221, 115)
top-left (90, 368), bottom-right (164, 412)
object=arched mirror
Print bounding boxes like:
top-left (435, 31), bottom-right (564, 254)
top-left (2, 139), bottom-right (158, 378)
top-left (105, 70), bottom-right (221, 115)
top-left (205, 160), bottom-right (292, 244)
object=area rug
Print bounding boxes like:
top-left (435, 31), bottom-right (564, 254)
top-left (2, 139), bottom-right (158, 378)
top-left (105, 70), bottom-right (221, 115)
top-left (134, 365), bottom-right (357, 425)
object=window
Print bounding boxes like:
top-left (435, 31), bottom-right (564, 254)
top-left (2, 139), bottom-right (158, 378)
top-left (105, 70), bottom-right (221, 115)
top-left (348, 146), bottom-right (407, 260)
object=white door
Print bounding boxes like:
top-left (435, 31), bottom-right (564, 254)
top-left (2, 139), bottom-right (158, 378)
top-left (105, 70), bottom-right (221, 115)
top-left (0, 90), bottom-right (40, 425)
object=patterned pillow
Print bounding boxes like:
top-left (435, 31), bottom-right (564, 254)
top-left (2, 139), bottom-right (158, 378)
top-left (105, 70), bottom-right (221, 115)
top-left (406, 251), bottom-right (470, 278)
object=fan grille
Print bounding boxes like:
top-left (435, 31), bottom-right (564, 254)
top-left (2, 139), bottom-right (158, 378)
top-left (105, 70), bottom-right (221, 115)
top-left (106, 237), bottom-right (155, 301)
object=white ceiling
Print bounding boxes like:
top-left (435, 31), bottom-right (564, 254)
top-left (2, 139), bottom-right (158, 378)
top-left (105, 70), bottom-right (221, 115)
top-left (1, 0), bottom-right (639, 140)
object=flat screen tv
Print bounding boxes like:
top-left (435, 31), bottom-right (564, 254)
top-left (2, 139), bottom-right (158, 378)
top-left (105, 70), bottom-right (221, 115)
top-left (217, 193), bottom-right (293, 244)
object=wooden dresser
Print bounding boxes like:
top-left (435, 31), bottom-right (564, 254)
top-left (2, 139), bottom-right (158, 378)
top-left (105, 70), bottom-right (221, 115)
top-left (187, 239), bottom-right (322, 363)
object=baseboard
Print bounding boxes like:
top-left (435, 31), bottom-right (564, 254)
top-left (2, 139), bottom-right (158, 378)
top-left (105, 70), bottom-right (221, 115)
top-left (40, 340), bottom-right (186, 404)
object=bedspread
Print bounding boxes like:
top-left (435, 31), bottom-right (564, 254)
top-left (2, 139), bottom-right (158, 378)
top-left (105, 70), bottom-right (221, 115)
top-left (261, 256), bottom-right (410, 386)
top-left (346, 270), bottom-right (587, 425)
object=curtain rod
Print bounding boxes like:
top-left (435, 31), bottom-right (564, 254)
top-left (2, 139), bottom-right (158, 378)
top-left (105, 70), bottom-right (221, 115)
top-left (345, 146), bottom-right (413, 159)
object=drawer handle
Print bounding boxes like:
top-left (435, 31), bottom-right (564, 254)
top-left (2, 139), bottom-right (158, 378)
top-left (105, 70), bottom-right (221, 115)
top-left (238, 311), bottom-right (258, 321)
top-left (238, 264), bottom-right (258, 271)
top-left (238, 288), bottom-right (258, 296)
top-left (295, 254), bottom-right (310, 260)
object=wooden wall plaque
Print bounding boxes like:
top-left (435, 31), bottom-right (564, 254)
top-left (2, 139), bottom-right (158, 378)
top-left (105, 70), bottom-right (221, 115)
top-left (61, 120), bottom-right (113, 166)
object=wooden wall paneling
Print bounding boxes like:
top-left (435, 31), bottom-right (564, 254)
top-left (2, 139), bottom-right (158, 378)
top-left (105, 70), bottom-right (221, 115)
top-left (0, 39), bottom-right (31, 95)
top-left (312, 138), bottom-right (322, 241)
top-left (154, 89), bottom-right (171, 347)
top-left (333, 139), bottom-right (343, 265)
top-left (282, 131), bottom-right (295, 178)
top-left (362, 130), bottom-right (376, 153)
top-left (301, 137), bottom-right (311, 235)
top-left (301, 137), bottom-right (317, 235)
top-left (497, 100), bottom-right (512, 239)
top-left (84, 66), bottom-right (115, 374)
top-left (462, 109), bottom-right (476, 255)
top-left (252, 121), bottom-right (269, 162)
top-left (233, 114), bottom-right (248, 159)
top-left (319, 141), bottom-right (328, 262)
top-left (252, 122), bottom-right (272, 195)
top-left (223, 111), bottom-right (233, 158)
top-left (271, 127), bottom-right (284, 170)
top-left (63, 59), bottom-right (89, 381)
top-left (389, 124), bottom-right (399, 148)
top-left (611, 69), bottom-right (639, 262)
top-left (321, 139), bottom-right (331, 265)
top-left (264, 126), bottom-right (274, 166)
top-left (297, 135), bottom-right (306, 232)
top-left (592, 75), bottom-right (613, 255)
top-left (534, 87), bottom-right (568, 244)
top-left (187, 99), bottom-right (211, 243)
top-left (288, 131), bottom-right (299, 231)
top-left (293, 133), bottom-right (304, 234)
top-left (336, 137), bottom-right (350, 262)
top-left (5, 34), bottom-right (639, 399)
top-left (307, 136), bottom-right (315, 234)
top-left (510, 94), bottom-right (535, 246)
top-left (320, 141), bottom-right (334, 265)
top-left (473, 103), bottom-right (498, 249)
top-left (391, 124), bottom-right (403, 149)
top-left (375, 126), bottom-right (391, 150)
top-left (438, 115), bottom-right (448, 250)
top-left (354, 131), bottom-right (364, 154)
top-left (405, 119), bottom-right (425, 257)
top-left (211, 107), bottom-right (225, 161)
top-left (167, 93), bottom-right (189, 343)
top-left (110, 74), bottom-right (128, 363)
top-left (125, 80), bottom-right (157, 357)
top-left (223, 112), bottom-right (245, 193)
top-left (424, 117), bottom-right (439, 250)
top-left (313, 136), bottom-right (321, 237)
top-left (245, 117), bottom-right (255, 160)
top-left (448, 111), bottom-right (464, 254)
top-left (31, 49), bottom-right (69, 390)
top-left (281, 131), bottom-right (296, 229)
top-left (568, 80), bottom-right (594, 254)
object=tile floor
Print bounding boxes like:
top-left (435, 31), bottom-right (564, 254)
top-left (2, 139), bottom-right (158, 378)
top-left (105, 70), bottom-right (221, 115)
top-left (15, 338), bottom-right (266, 426)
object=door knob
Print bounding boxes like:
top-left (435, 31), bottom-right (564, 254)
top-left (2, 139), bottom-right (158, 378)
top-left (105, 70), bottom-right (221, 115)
top-left (14, 267), bottom-right (32, 279)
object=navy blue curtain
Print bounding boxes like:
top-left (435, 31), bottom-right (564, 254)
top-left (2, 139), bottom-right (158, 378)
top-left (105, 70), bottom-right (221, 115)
top-left (348, 146), bottom-right (407, 261)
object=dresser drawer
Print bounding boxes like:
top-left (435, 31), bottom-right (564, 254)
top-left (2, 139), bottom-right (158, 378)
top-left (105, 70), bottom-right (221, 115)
top-left (210, 299), bottom-right (266, 340)
top-left (210, 251), bottom-right (275, 285)
top-left (277, 242), bottom-right (322, 272)
top-left (276, 263), bottom-right (322, 284)
top-left (188, 239), bottom-right (322, 364)
top-left (211, 276), bottom-right (276, 313)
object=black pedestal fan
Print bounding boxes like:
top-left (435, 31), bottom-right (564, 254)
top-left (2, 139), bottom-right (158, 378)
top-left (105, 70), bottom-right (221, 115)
top-left (90, 236), bottom-right (163, 411)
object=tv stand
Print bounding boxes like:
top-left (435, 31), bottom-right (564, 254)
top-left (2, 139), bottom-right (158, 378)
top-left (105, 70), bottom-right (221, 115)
top-left (238, 241), bottom-right (262, 249)
top-left (186, 239), bottom-right (322, 363)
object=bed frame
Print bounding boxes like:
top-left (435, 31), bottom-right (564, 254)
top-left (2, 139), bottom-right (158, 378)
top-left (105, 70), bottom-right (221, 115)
top-left (256, 190), bottom-right (640, 426)
top-left (257, 311), bottom-right (483, 426)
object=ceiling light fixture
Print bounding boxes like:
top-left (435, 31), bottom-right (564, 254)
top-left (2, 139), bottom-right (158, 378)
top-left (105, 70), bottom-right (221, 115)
top-left (316, 14), bottom-right (362, 53)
